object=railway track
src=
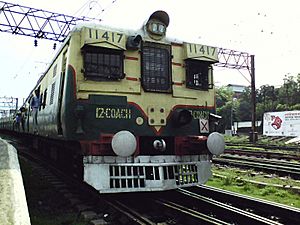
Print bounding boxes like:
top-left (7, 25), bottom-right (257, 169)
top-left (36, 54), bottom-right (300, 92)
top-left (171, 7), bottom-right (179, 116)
top-left (108, 188), bottom-right (284, 224)
top-left (224, 148), bottom-right (300, 161)
top-left (17, 139), bottom-right (158, 224)
top-left (109, 193), bottom-right (229, 224)
top-left (186, 185), bottom-right (300, 225)
top-left (105, 200), bottom-right (159, 225)
top-left (213, 154), bottom-right (300, 178)
top-left (226, 142), bottom-right (300, 152)
top-left (165, 189), bottom-right (281, 224)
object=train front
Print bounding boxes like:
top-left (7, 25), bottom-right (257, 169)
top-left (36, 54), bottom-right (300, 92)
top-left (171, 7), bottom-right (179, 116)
top-left (67, 11), bottom-right (225, 193)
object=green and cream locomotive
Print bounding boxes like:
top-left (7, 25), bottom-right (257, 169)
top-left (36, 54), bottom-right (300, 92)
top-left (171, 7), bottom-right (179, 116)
top-left (1, 10), bottom-right (224, 193)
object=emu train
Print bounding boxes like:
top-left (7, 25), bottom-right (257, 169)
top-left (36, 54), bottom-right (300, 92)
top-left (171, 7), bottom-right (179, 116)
top-left (0, 10), bottom-right (225, 193)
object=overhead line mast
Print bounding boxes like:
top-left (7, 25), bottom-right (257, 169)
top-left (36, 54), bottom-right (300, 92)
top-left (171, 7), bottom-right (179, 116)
top-left (0, 1), bottom-right (94, 42)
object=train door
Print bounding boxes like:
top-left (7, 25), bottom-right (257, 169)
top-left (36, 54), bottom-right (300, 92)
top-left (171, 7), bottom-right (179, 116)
top-left (57, 50), bottom-right (67, 135)
top-left (26, 86), bottom-right (41, 132)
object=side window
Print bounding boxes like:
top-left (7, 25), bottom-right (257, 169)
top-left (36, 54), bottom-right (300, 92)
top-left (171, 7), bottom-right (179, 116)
top-left (50, 82), bottom-right (56, 105)
top-left (53, 64), bottom-right (57, 77)
top-left (82, 46), bottom-right (124, 81)
top-left (39, 93), bottom-right (43, 111)
top-left (43, 89), bottom-right (47, 109)
top-left (185, 59), bottom-right (212, 90)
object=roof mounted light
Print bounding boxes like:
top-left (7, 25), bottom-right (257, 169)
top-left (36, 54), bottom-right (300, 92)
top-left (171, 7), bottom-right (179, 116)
top-left (145, 10), bottom-right (169, 39)
top-left (148, 22), bottom-right (166, 35)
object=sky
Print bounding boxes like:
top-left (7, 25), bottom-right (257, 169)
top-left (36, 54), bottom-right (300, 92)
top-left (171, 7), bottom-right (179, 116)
top-left (1, 0), bottom-right (300, 102)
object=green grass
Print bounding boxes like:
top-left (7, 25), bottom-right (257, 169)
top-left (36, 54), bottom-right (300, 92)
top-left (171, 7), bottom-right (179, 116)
top-left (212, 166), bottom-right (300, 187)
top-left (225, 145), bottom-right (265, 151)
top-left (207, 166), bottom-right (300, 208)
top-left (224, 135), bottom-right (249, 143)
top-left (207, 177), bottom-right (300, 208)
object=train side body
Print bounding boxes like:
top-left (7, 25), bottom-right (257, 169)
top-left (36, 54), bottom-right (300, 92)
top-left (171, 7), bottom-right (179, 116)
top-left (0, 11), bottom-right (225, 193)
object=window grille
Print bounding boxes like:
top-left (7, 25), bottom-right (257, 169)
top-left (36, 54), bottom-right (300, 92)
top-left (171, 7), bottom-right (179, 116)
top-left (82, 46), bottom-right (124, 80)
top-left (141, 42), bottom-right (171, 92)
top-left (50, 82), bottom-right (55, 105)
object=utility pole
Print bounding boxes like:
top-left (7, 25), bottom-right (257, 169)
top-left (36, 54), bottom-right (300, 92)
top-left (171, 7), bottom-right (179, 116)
top-left (250, 55), bottom-right (257, 143)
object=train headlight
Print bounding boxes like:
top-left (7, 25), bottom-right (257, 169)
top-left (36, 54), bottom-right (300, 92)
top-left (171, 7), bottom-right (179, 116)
top-left (111, 130), bottom-right (137, 157)
top-left (159, 24), bottom-right (165, 33)
top-left (152, 23), bottom-right (158, 32)
top-left (153, 139), bottom-right (166, 152)
top-left (207, 132), bottom-right (225, 156)
top-left (148, 22), bottom-right (166, 35)
top-left (145, 11), bottom-right (169, 40)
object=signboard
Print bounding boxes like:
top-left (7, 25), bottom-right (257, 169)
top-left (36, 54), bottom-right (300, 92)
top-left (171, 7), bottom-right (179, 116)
top-left (81, 27), bottom-right (126, 50)
top-left (199, 118), bottom-right (209, 133)
top-left (263, 111), bottom-right (300, 137)
top-left (183, 42), bottom-right (218, 62)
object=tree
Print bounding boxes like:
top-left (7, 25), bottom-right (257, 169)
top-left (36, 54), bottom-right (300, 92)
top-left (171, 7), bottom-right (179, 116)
top-left (257, 85), bottom-right (276, 112)
top-left (236, 87), bottom-right (251, 121)
top-left (216, 87), bottom-right (238, 131)
top-left (216, 86), bottom-right (233, 108)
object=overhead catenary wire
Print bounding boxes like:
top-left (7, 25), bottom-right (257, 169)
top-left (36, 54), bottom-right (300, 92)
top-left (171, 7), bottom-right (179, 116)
top-left (72, 0), bottom-right (119, 22)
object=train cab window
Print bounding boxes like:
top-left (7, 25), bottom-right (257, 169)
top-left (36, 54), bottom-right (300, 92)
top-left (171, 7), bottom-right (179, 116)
top-left (141, 42), bottom-right (171, 92)
top-left (185, 59), bottom-right (213, 90)
top-left (82, 46), bottom-right (124, 81)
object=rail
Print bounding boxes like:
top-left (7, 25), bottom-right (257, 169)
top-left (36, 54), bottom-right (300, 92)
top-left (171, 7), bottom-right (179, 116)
top-left (187, 185), bottom-right (300, 224)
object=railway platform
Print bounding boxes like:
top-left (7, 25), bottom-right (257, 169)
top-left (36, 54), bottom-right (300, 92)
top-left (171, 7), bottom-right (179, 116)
top-left (0, 137), bottom-right (31, 225)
